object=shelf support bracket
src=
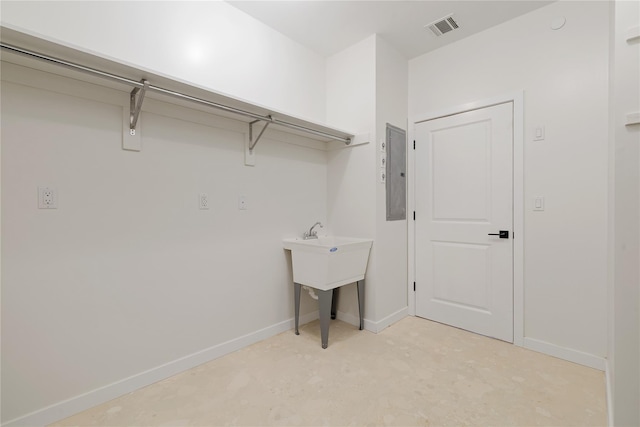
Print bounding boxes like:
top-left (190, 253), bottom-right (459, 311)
top-left (129, 79), bottom-right (149, 136)
top-left (249, 116), bottom-right (272, 151)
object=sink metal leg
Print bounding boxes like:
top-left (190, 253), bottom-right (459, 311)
top-left (318, 289), bottom-right (333, 349)
top-left (331, 287), bottom-right (338, 319)
top-left (357, 280), bottom-right (365, 330)
top-left (294, 282), bottom-right (301, 335)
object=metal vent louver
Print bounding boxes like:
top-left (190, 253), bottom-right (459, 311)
top-left (425, 14), bottom-right (459, 37)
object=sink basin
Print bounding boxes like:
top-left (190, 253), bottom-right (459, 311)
top-left (283, 236), bottom-right (373, 290)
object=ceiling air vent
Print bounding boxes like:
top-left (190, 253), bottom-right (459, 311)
top-left (425, 14), bottom-right (459, 37)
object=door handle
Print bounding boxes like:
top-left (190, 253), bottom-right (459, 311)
top-left (488, 230), bottom-right (509, 239)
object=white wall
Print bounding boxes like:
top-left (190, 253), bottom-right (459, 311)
top-left (608, 0), bottom-right (640, 424)
top-left (0, 1), bottom-right (326, 122)
top-left (374, 37), bottom-right (408, 322)
top-left (326, 36), bottom-right (378, 322)
top-left (0, 6), bottom-right (337, 421)
top-left (409, 1), bottom-right (609, 360)
top-left (1, 2), bottom-right (335, 424)
top-left (325, 35), bottom-right (409, 330)
top-left (0, 62), bottom-right (326, 425)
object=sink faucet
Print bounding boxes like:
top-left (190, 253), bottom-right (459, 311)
top-left (303, 221), bottom-right (323, 240)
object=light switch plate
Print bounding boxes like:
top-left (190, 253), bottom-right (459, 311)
top-left (534, 196), bottom-right (544, 211)
top-left (533, 125), bottom-right (545, 141)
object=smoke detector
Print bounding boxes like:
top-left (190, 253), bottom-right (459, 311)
top-left (425, 14), bottom-right (459, 37)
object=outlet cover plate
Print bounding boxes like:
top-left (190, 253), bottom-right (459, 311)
top-left (38, 187), bottom-right (58, 209)
top-left (199, 193), bottom-right (209, 210)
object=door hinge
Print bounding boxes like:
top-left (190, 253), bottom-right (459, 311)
top-left (413, 140), bottom-right (416, 150)
top-left (413, 211), bottom-right (416, 220)
top-left (413, 282), bottom-right (416, 291)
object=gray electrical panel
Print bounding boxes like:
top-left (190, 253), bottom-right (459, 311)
top-left (386, 123), bottom-right (407, 221)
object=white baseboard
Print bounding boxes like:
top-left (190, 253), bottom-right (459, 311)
top-left (2, 311), bottom-right (319, 427)
top-left (523, 337), bottom-right (606, 371)
top-left (605, 358), bottom-right (613, 427)
top-left (336, 306), bottom-right (408, 333)
top-left (373, 306), bottom-right (409, 333)
top-left (335, 310), bottom-right (373, 331)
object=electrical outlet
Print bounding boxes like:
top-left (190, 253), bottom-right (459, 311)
top-left (238, 195), bottom-right (248, 210)
top-left (38, 187), bottom-right (58, 209)
top-left (199, 193), bottom-right (209, 210)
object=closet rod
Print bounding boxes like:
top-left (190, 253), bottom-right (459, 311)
top-left (0, 42), bottom-right (352, 144)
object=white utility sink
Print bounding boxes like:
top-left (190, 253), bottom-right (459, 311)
top-left (282, 236), bottom-right (373, 291)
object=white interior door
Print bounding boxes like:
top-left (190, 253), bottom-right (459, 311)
top-left (415, 102), bottom-right (513, 342)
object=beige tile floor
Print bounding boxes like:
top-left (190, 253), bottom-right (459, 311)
top-left (53, 317), bottom-right (606, 426)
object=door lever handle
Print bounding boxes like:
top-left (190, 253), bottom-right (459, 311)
top-left (488, 230), bottom-right (509, 239)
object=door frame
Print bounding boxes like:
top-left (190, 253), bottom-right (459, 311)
top-left (407, 91), bottom-right (525, 346)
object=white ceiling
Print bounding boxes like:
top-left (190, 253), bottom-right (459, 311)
top-left (226, 1), bottom-right (554, 59)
